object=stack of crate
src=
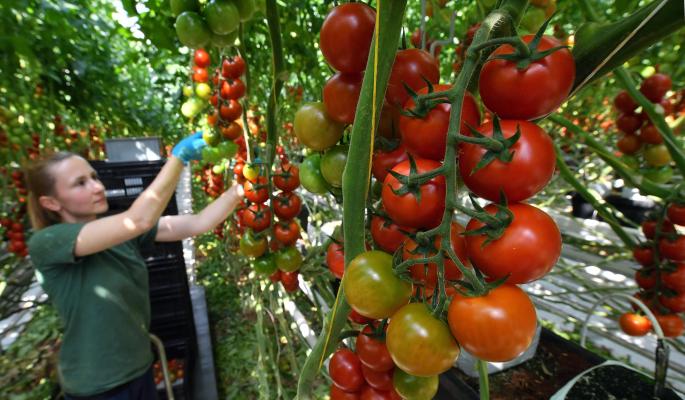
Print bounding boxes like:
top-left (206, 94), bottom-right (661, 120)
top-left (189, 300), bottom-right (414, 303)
top-left (90, 160), bottom-right (196, 400)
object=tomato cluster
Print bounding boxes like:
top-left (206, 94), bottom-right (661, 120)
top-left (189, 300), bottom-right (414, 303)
top-left (172, 0), bottom-right (256, 50)
top-left (152, 358), bottom-right (185, 386)
top-left (625, 204), bottom-right (685, 338)
top-left (612, 71), bottom-right (676, 183)
top-left (1, 217), bottom-right (27, 258)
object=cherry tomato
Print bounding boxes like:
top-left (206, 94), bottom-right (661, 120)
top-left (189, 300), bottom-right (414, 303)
top-left (663, 263), bottom-right (685, 292)
top-left (616, 113), bottom-right (643, 135)
top-left (194, 49), bottom-right (210, 68)
top-left (220, 99), bottom-right (243, 121)
top-left (381, 158), bottom-right (445, 229)
top-left (329, 348), bottom-right (365, 392)
top-left (300, 153), bottom-right (331, 194)
top-left (392, 368), bottom-right (438, 400)
top-left (448, 284), bottom-right (537, 362)
top-left (370, 215), bottom-right (413, 254)
top-left (614, 90), bottom-right (638, 115)
top-left (459, 119), bottom-right (555, 203)
top-left (294, 102), bottom-right (345, 151)
top-left (243, 176), bottom-right (269, 203)
top-left (616, 134), bottom-right (642, 155)
top-left (320, 3), bottom-right (376, 73)
top-left (243, 203), bottom-right (271, 232)
top-left (465, 203), bottom-right (561, 284)
top-left (660, 291), bottom-right (685, 313)
top-left (280, 270), bottom-right (299, 292)
top-left (638, 124), bottom-right (663, 145)
top-left (372, 144), bottom-right (409, 182)
top-left (644, 144), bottom-right (672, 167)
top-left (327, 242), bottom-right (345, 279)
top-left (660, 236), bottom-right (685, 262)
top-left (356, 325), bottom-right (394, 372)
top-left (239, 229), bottom-right (267, 257)
top-left (667, 204), bottom-right (685, 226)
top-left (221, 55), bottom-right (245, 79)
top-left (274, 220), bottom-right (300, 246)
top-left (640, 73), bottom-right (672, 103)
top-left (360, 386), bottom-right (401, 400)
top-left (252, 253), bottom-right (277, 276)
top-left (655, 314), bottom-right (684, 337)
top-left (633, 246), bottom-right (655, 268)
top-left (641, 219), bottom-right (675, 239)
top-left (324, 72), bottom-right (363, 124)
top-left (220, 121), bottom-right (243, 140)
top-left (273, 191), bottom-right (302, 220)
top-left (399, 85), bottom-right (480, 161)
top-left (386, 303), bottom-right (460, 376)
top-left (386, 49), bottom-right (440, 107)
top-left (242, 163), bottom-right (259, 182)
top-left (273, 163), bottom-right (300, 192)
top-left (348, 309), bottom-right (374, 325)
top-left (342, 251), bottom-right (412, 319)
top-left (221, 78), bottom-right (246, 100)
top-left (361, 364), bottom-right (393, 391)
top-left (330, 384), bottom-right (361, 400)
top-left (635, 268), bottom-right (657, 290)
top-left (619, 313), bottom-right (652, 337)
top-left (479, 35), bottom-right (575, 120)
top-left (275, 246), bottom-right (302, 272)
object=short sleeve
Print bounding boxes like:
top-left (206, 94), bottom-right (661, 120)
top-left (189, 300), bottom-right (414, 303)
top-left (135, 220), bottom-right (159, 249)
top-left (27, 223), bottom-right (86, 268)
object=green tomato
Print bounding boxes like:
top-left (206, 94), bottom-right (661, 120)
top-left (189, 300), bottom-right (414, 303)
top-left (195, 82), bottom-right (212, 99)
top-left (294, 102), bottom-right (345, 151)
top-left (252, 253), bottom-right (277, 275)
top-left (183, 85), bottom-right (194, 97)
top-left (203, 130), bottom-right (222, 147)
top-left (233, 0), bottom-right (256, 21)
top-left (175, 11), bottom-right (211, 48)
top-left (620, 155), bottom-right (640, 171)
top-left (320, 144), bottom-right (348, 188)
top-left (170, 0), bottom-right (199, 16)
top-left (204, 0), bottom-right (240, 35)
top-left (299, 153), bottom-right (331, 194)
top-left (275, 246), bottom-right (302, 272)
top-left (239, 230), bottom-right (267, 258)
top-left (181, 100), bottom-right (198, 118)
top-left (211, 30), bottom-right (238, 48)
top-left (644, 144), bottom-right (672, 167)
top-left (212, 163), bottom-right (225, 174)
top-left (642, 166), bottom-right (673, 184)
top-left (519, 7), bottom-right (546, 33)
top-left (393, 369), bottom-right (439, 400)
top-left (202, 147), bottom-right (221, 163)
top-left (342, 250), bottom-right (412, 320)
top-left (242, 163), bottom-right (259, 181)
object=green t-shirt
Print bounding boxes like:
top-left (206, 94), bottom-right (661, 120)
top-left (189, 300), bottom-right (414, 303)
top-left (27, 222), bottom-right (158, 396)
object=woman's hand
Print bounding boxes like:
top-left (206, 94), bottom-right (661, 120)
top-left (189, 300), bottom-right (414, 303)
top-left (171, 131), bottom-right (206, 164)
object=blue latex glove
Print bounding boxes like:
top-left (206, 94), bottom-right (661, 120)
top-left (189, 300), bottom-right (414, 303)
top-left (171, 131), bottom-right (206, 164)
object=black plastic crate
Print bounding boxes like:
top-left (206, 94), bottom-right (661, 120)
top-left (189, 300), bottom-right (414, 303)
top-left (150, 290), bottom-right (193, 322)
top-left (148, 259), bottom-right (188, 290)
top-left (141, 241), bottom-right (185, 263)
top-left (151, 318), bottom-right (195, 347)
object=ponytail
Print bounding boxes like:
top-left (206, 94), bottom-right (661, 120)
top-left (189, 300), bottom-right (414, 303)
top-left (24, 151), bottom-right (77, 230)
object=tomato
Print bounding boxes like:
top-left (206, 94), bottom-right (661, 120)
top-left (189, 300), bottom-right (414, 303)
top-left (274, 163), bottom-right (300, 192)
top-left (243, 203), bottom-right (271, 232)
top-left (321, 144), bottom-right (349, 188)
top-left (299, 153), bottom-right (331, 194)
top-left (392, 369), bottom-right (438, 400)
top-left (194, 48), bottom-right (210, 68)
top-left (329, 348), bottom-right (365, 392)
top-left (330, 385), bottom-right (360, 400)
top-left (220, 99), bottom-right (242, 121)
top-left (348, 309), bottom-right (373, 325)
top-left (404, 221), bottom-right (469, 289)
top-left (619, 313), bottom-right (652, 336)
top-left (239, 229), bottom-right (267, 257)
top-left (660, 236), bottom-right (685, 262)
top-left (616, 134), bottom-right (642, 155)
top-left (663, 263), bottom-right (685, 292)
top-left (274, 220), bottom-right (300, 246)
top-left (377, 102), bottom-right (401, 139)
top-left (269, 270), bottom-right (281, 283)
top-left (644, 144), bottom-right (672, 167)
top-left (222, 55), bottom-right (245, 79)
top-left (400, 85), bottom-right (480, 161)
top-left (641, 219), bottom-right (675, 240)
top-left (275, 246), bottom-right (302, 272)
top-left (635, 268), bottom-right (656, 290)
top-left (370, 215), bottom-right (414, 254)
top-left (667, 204), bottom-right (685, 226)
top-left (320, 3), bottom-right (375, 73)
top-left (633, 245), bottom-right (655, 267)
top-left (252, 253), bottom-right (277, 276)
top-left (360, 386), bottom-right (401, 400)
top-left (221, 78), bottom-right (246, 100)
top-left (242, 163), bottom-right (259, 182)
top-left (386, 303), bottom-right (459, 377)
top-left (448, 284), bottom-right (536, 362)
top-left (643, 166), bottom-right (673, 184)
top-left (655, 314), bottom-right (684, 337)
top-left (638, 124), bottom-right (663, 145)
top-left (381, 158), bottom-right (445, 229)
top-left (386, 49), bottom-right (440, 107)
top-left (640, 73), bottom-right (672, 103)
top-left (361, 364), bottom-right (393, 391)
top-left (356, 325), bottom-right (394, 372)
top-left (616, 113), bottom-right (643, 135)
top-left (324, 72), bottom-right (363, 124)
top-left (614, 90), bottom-right (638, 114)
top-left (479, 35), bottom-right (574, 120)
top-left (327, 242), bottom-right (345, 279)
top-left (465, 203), bottom-right (561, 284)
top-left (372, 144), bottom-right (409, 182)
top-left (342, 251), bottom-right (412, 319)
top-left (243, 176), bottom-right (268, 203)
top-left (294, 102), bottom-right (345, 151)
top-left (660, 291), bottom-right (685, 313)
top-left (281, 270), bottom-right (299, 292)
top-left (192, 66), bottom-right (209, 83)
top-left (459, 120), bottom-right (555, 203)
top-left (273, 192), bottom-right (302, 220)
top-left (233, 0), bottom-right (255, 21)
top-left (220, 121), bottom-right (242, 140)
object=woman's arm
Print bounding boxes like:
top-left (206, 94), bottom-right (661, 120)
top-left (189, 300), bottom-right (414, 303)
top-left (155, 183), bottom-right (244, 242)
top-left (73, 156), bottom-right (186, 257)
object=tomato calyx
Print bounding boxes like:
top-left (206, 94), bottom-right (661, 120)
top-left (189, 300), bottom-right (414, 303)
top-left (460, 117), bottom-right (521, 174)
top-left (400, 78), bottom-right (452, 119)
top-left (457, 193), bottom-right (514, 245)
top-left (386, 155), bottom-right (445, 201)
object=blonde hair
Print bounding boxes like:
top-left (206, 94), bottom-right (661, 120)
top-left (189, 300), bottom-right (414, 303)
top-left (24, 151), bottom-right (78, 230)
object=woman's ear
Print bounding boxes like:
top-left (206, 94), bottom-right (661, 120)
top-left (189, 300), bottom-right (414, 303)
top-left (39, 195), bottom-right (62, 213)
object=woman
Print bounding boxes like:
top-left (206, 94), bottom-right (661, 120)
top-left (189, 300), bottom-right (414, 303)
top-left (26, 132), bottom-right (243, 399)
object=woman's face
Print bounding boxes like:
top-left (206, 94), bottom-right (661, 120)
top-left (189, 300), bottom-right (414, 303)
top-left (44, 156), bottom-right (108, 223)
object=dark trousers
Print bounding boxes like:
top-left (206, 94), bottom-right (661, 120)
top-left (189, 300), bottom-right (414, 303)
top-left (64, 367), bottom-right (158, 400)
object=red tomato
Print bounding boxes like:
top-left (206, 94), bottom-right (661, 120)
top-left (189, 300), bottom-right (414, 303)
top-left (281, 270), bottom-right (299, 292)
top-left (274, 220), bottom-right (300, 246)
top-left (614, 90), bottom-right (638, 115)
top-left (370, 215), bottom-right (413, 254)
top-left (273, 191), bottom-right (302, 220)
top-left (329, 348), bottom-right (365, 392)
top-left (404, 221), bottom-right (470, 289)
top-left (356, 325), bottom-right (394, 372)
top-left (220, 100), bottom-right (243, 121)
top-left (360, 386), bottom-right (401, 400)
top-left (330, 385), bottom-right (360, 400)
top-left (619, 313), bottom-right (652, 336)
top-left (319, 3), bottom-right (376, 73)
top-left (616, 134), bottom-right (642, 155)
top-left (638, 124), bottom-right (663, 145)
top-left (243, 176), bottom-right (269, 203)
top-left (655, 314), bottom-right (684, 337)
top-left (479, 35), bottom-right (575, 120)
top-left (221, 79), bottom-right (246, 100)
top-left (222, 56), bottom-right (246, 79)
top-left (663, 263), bottom-right (685, 292)
top-left (616, 113), bottom-right (643, 135)
top-left (635, 268), bottom-right (656, 290)
top-left (361, 364), bottom-right (393, 391)
top-left (243, 203), bottom-right (272, 232)
top-left (192, 66), bottom-right (209, 83)
top-left (269, 270), bottom-right (281, 283)
top-left (194, 49), bottom-right (210, 68)
top-left (660, 291), bottom-right (685, 313)
top-left (633, 246), bottom-right (655, 267)
top-left (667, 204), bottom-right (685, 226)
top-left (448, 284), bottom-right (537, 362)
top-left (399, 85), bottom-right (480, 161)
top-left (381, 158), bottom-right (445, 229)
top-left (323, 72), bottom-right (363, 124)
top-left (465, 203), bottom-right (561, 284)
top-left (640, 73), bottom-right (672, 103)
top-left (459, 119), bottom-right (555, 202)
top-left (641, 219), bottom-right (675, 239)
top-left (386, 49), bottom-right (440, 107)
top-left (348, 309), bottom-right (374, 325)
top-left (327, 242), bottom-right (345, 279)
top-left (274, 163), bottom-right (300, 192)
top-left (660, 236), bottom-right (685, 262)
top-left (371, 144), bottom-right (409, 182)
top-left (220, 121), bottom-right (242, 140)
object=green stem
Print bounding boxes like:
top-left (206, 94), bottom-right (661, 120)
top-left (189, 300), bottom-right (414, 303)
top-left (467, 36), bottom-right (529, 56)
top-left (614, 67), bottom-right (685, 177)
top-left (554, 143), bottom-right (637, 248)
top-left (455, 133), bottom-right (504, 151)
top-left (477, 359), bottom-right (490, 400)
top-left (578, 0), bottom-right (602, 22)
